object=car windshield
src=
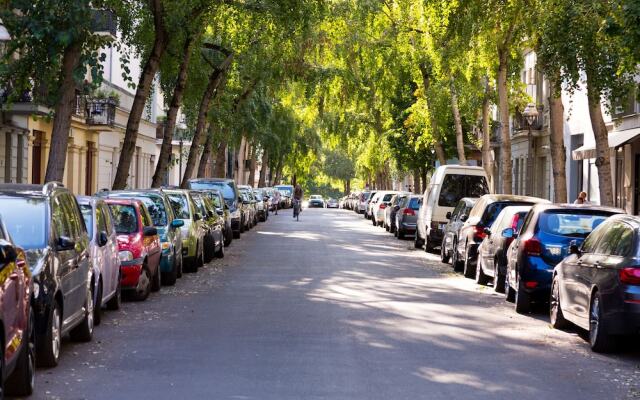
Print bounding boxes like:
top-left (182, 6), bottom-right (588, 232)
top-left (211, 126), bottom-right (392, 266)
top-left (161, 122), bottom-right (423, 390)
top-left (166, 194), bottom-right (191, 219)
top-left (110, 194), bottom-right (167, 227)
top-left (108, 204), bottom-right (138, 234)
top-left (310, 195), bottom-right (322, 200)
top-left (538, 211), bottom-right (612, 238)
top-left (190, 182), bottom-right (235, 201)
top-left (80, 204), bottom-right (94, 238)
top-left (438, 175), bottom-right (489, 207)
top-left (0, 197), bottom-right (47, 250)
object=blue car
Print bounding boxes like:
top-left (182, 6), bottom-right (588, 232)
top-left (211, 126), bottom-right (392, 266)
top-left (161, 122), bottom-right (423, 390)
top-left (504, 204), bottom-right (623, 313)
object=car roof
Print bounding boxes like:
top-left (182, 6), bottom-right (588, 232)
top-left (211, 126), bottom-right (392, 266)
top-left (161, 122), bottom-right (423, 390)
top-left (104, 198), bottom-right (142, 207)
top-left (479, 194), bottom-right (550, 204)
top-left (76, 195), bottom-right (104, 206)
top-left (190, 178), bottom-right (234, 183)
top-left (0, 182), bottom-right (68, 197)
top-left (530, 203), bottom-right (625, 214)
top-left (605, 214), bottom-right (640, 228)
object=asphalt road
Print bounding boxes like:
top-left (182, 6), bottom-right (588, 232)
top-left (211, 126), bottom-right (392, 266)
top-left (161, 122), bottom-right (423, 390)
top-left (27, 208), bottom-right (640, 400)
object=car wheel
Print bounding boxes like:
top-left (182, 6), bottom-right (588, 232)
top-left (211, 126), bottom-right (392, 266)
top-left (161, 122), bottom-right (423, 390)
top-left (515, 280), bottom-right (531, 314)
top-left (162, 251), bottom-right (178, 286)
top-left (398, 228), bottom-right (405, 240)
top-left (233, 230), bottom-right (241, 239)
top-left (6, 310), bottom-right (35, 397)
top-left (224, 228), bottom-right (233, 247)
top-left (204, 236), bottom-right (214, 263)
top-left (240, 219), bottom-right (245, 233)
top-left (133, 266), bottom-right (151, 301)
top-left (38, 301), bottom-right (61, 367)
top-left (151, 262), bottom-right (161, 292)
top-left (414, 232), bottom-right (423, 249)
top-left (452, 241), bottom-right (463, 272)
top-left (463, 247), bottom-right (475, 278)
top-left (385, 223), bottom-right (389, 232)
top-left (589, 291), bottom-right (615, 352)
top-left (550, 276), bottom-right (570, 329)
top-left (493, 261), bottom-right (505, 293)
top-left (505, 272), bottom-right (516, 302)
top-left (475, 258), bottom-right (490, 285)
top-left (372, 217), bottom-right (377, 226)
top-left (440, 241), bottom-right (450, 263)
top-left (215, 237), bottom-right (225, 258)
top-left (93, 281), bottom-right (103, 326)
top-left (70, 284), bottom-right (94, 342)
top-left (106, 276), bottom-right (122, 310)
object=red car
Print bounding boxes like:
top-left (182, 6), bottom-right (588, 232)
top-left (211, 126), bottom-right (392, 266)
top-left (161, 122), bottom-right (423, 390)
top-left (105, 199), bottom-right (161, 301)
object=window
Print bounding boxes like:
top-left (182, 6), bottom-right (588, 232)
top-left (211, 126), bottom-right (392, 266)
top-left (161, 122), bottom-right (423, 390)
top-left (438, 175), bottom-right (489, 207)
top-left (189, 182), bottom-right (236, 201)
top-left (80, 204), bottom-right (94, 238)
top-left (108, 194), bottom-right (168, 227)
top-left (109, 205), bottom-right (139, 234)
top-left (451, 201), bottom-right (465, 220)
top-left (538, 211), bottom-right (611, 238)
top-left (102, 204), bottom-right (114, 235)
top-left (594, 222), bottom-right (634, 256)
top-left (167, 194), bottom-right (190, 219)
top-left (52, 196), bottom-right (73, 240)
top-left (96, 206), bottom-right (107, 235)
top-left (140, 205), bottom-right (153, 227)
top-left (63, 194), bottom-right (84, 241)
top-left (408, 197), bottom-right (421, 210)
top-left (0, 197), bottom-right (46, 249)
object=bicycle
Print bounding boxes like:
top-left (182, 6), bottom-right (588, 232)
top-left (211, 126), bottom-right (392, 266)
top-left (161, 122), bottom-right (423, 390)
top-left (293, 199), bottom-right (301, 221)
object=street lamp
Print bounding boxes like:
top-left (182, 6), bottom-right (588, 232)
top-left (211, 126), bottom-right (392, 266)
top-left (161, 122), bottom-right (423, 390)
top-left (522, 103), bottom-right (539, 196)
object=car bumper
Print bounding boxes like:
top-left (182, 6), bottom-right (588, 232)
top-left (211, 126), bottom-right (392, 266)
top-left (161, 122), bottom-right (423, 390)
top-left (120, 258), bottom-right (144, 288)
top-left (160, 250), bottom-right (174, 273)
top-left (182, 238), bottom-right (197, 258)
top-left (231, 217), bottom-right (241, 232)
top-left (401, 222), bottom-right (417, 232)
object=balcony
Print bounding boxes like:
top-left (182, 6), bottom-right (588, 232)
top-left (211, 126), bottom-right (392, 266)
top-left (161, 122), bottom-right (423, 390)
top-left (512, 105), bottom-right (544, 134)
top-left (86, 98), bottom-right (116, 126)
top-left (91, 10), bottom-right (117, 40)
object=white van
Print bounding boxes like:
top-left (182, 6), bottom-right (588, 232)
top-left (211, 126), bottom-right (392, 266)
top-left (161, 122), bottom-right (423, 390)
top-left (415, 165), bottom-right (490, 251)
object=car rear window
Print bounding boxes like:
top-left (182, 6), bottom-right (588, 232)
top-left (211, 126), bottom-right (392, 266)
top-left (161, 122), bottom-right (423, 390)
top-left (438, 175), bottom-right (489, 207)
top-left (166, 194), bottom-right (191, 219)
top-left (189, 182), bottom-right (236, 201)
top-left (408, 198), bottom-right (421, 210)
top-left (382, 194), bottom-right (394, 202)
top-left (481, 202), bottom-right (533, 227)
top-left (108, 205), bottom-right (138, 234)
top-left (0, 197), bottom-right (46, 250)
top-left (110, 194), bottom-right (168, 227)
top-left (538, 211), bottom-right (612, 238)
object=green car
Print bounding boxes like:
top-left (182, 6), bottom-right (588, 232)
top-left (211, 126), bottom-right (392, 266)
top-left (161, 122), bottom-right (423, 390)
top-left (190, 191), bottom-right (225, 262)
top-left (163, 189), bottom-right (206, 272)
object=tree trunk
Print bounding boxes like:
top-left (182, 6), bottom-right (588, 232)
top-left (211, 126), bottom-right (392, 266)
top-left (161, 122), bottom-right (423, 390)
top-left (113, 0), bottom-right (168, 189)
top-left (44, 42), bottom-right (82, 183)
top-left (413, 168), bottom-right (421, 193)
top-left (247, 146), bottom-right (256, 187)
top-left (420, 167), bottom-right (428, 193)
top-left (481, 79), bottom-right (493, 189)
top-left (213, 140), bottom-right (227, 178)
top-left (258, 150), bottom-right (268, 187)
top-left (585, 74), bottom-right (613, 206)
top-left (152, 34), bottom-right (195, 188)
top-left (548, 74), bottom-right (567, 203)
top-left (197, 126), bottom-right (214, 178)
top-left (180, 54), bottom-right (233, 188)
top-left (497, 48), bottom-right (513, 194)
top-left (450, 79), bottom-right (467, 165)
top-left (419, 63), bottom-right (446, 166)
top-left (274, 159), bottom-right (283, 185)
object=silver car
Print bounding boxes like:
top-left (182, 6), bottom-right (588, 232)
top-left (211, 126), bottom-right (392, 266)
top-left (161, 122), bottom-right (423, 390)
top-left (395, 195), bottom-right (422, 239)
top-left (77, 196), bottom-right (122, 324)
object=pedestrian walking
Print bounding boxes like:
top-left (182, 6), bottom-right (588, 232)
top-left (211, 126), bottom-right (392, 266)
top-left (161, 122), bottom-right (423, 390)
top-left (273, 190), bottom-right (281, 215)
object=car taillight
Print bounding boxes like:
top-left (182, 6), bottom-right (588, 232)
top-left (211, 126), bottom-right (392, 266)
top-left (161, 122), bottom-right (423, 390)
top-left (619, 268), bottom-right (640, 285)
top-left (474, 225), bottom-right (486, 241)
top-left (403, 208), bottom-right (415, 216)
top-left (523, 238), bottom-right (542, 256)
top-left (379, 203), bottom-right (387, 210)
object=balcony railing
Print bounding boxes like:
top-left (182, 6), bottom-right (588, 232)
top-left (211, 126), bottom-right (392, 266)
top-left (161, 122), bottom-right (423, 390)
top-left (512, 105), bottom-right (544, 134)
top-left (91, 10), bottom-right (117, 40)
top-left (86, 98), bottom-right (116, 126)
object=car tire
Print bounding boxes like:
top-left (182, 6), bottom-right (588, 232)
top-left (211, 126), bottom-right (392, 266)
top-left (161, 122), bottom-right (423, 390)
top-left (451, 241), bottom-right (462, 272)
top-left (515, 280), bottom-right (531, 314)
top-left (385, 223), bottom-right (389, 232)
top-left (133, 266), bottom-right (151, 301)
top-left (6, 310), bottom-right (35, 397)
top-left (151, 261), bottom-right (161, 292)
top-left (215, 238), bottom-right (225, 258)
top-left (204, 236), bottom-right (214, 263)
top-left (550, 276), bottom-right (570, 329)
top-left (93, 281), bottom-right (103, 326)
top-left (224, 229), bottom-right (233, 247)
top-left (106, 277), bottom-right (122, 310)
top-left (162, 252), bottom-right (178, 286)
top-left (398, 228), bottom-right (405, 240)
top-left (463, 247), bottom-right (475, 278)
top-left (475, 258), bottom-right (490, 285)
top-left (414, 232), bottom-right (423, 249)
top-left (589, 291), bottom-right (615, 353)
top-left (372, 217), bottom-right (377, 226)
top-left (38, 301), bottom-right (61, 368)
top-left (505, 272), bottom-right (516, 302)
top-left (493, 261), bottom-right (505, 293)
top-left (440, 241), bottom-right (450, 264)
top-left (240, 219), bottom-right (245, 233)
top-left (233, 230), bottom-right (241, 239)
top-left (70, 284), bottom-right (94, 342)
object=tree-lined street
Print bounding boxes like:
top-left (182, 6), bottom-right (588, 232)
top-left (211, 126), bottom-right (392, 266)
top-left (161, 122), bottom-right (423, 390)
top-left (34, 209), bottom-right (639, 400)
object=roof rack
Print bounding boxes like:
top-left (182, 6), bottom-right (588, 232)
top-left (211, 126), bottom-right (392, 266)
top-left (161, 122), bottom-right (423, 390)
top-left (42, 181), bottom-right (64, 195)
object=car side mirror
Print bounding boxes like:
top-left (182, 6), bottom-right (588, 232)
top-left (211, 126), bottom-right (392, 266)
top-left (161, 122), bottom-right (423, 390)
top-left (171, 219), bottom-right (184, 228)
top-left (460, 215), bottom-right (468, 222)
top-left (0, 241), bottom-right (17, 264)
top-left (501, 228), bottom-right (515, 238)
top-left (445, 211), bottom-right (452, 220)
top-left (193, 213), bottom-right (202, 222)
top-left (569, 241), bottom-right (581, 255)
top-left (483, 228), bottom-right (491, 236)
top-left (143, 226), bottom-right (158, 237)
top-left (97, 231), bottom-right (108, 247)
top-left (57, 236), bottom-right (76, 251)
top-left (216, 208), bottom-right (224, 216)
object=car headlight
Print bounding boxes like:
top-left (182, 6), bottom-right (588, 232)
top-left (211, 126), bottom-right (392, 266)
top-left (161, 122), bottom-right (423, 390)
top-left (118, 251), bottom-right (134, 262)
top-left (161, 242), bottom-right (170, 251)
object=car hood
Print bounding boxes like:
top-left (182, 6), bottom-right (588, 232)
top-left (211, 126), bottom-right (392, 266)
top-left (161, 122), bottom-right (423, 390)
top-left (25, 248), bottom-right (47, 276)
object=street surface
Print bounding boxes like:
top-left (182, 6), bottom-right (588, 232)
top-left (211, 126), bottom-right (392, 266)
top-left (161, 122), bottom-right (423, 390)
top-left (29, 209), bottom-right (640, 400)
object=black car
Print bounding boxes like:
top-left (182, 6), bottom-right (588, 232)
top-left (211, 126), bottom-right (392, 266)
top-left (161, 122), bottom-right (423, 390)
top-left (455, 194), bottom-right (549, 279)
top-left (188, 178), bottom-right (242, 239)
top-left (191, 191), bottom-right (225, 262)
top-left (505, 203), bottom-right (623, 314)
top-left (0, 183), bottom-right (95, 367)
top-left (476, 205), bottom-right (532, 291)
top-left (441, 197), bottom-right (478, 269)
top-left (201, 189), bottom-right (233, 246)
top-left (551, 214), bottom-right (640, 352)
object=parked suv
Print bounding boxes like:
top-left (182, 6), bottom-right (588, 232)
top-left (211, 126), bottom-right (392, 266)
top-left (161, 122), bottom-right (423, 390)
top-left (0, 183), bottom-right (95, 367)
top-left (188, 179), bottom-right (242, 239)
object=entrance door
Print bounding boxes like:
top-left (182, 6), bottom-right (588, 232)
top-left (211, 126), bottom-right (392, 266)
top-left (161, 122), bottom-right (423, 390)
top-left (32, 131), bottom-right (43, 184)
top-left (85, 141), bottom-right (95, 195)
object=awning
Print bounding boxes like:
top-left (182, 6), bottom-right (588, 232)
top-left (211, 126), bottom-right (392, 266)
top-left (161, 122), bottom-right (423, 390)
top-left (571, 127), bottom-right (640, 160)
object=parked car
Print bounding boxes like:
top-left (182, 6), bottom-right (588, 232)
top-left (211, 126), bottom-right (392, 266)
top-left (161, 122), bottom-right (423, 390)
top-left (253, 189), bottom-right (269, 221)
top-left (441, 197), bottom-right (478, 268)
top-left (455, 194), bottom-right (549, 278)
top-left (551, 214), bottom-right (640, 352)
top-left (505, 203), bottom-right (623, 313)
top-left (365, 191), bottom-right (378, 219)
top-left (0, 216), bottom-right (35, 396)
top-left (384, 192), bottom-right (409, 232)
top-left (201, 189), bottom-right (233, 246)
top-left (308, 195), bottom-right (325, 208)
top-left (163, 189), bottom-right (206, 271)
top-left (274, 185), bottom-right (294, 208)
top-left (191, 191), bottom-right (225, 261)
top-left (239, 190), bottom-right (256, 230)
top-left (415, 165), bottom-right (490, 252)
top-left (188, 178), bottom-right (242, 239)
top-left (97, 190), bottom-right (184, 286)
top-left (105, 199), bottom-right (162, 301)
top-left (358, 191), bottom-right (372, 214)
top-left (476, 205), bottom-right (531, 291)
top-left (77, 196), bottom-right (122, 324)
top-left (372, 191), bottom-right (399, 227)
top-left (0, 183), bottom-right (95, 367)
top-left (395, 195), bottom-right (422, 239)
top-left (326, 198), bottom-right (339, 208)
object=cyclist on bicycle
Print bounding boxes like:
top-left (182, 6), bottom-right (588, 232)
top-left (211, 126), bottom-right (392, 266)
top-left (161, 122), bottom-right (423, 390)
top-left (293, 184), bottom-right (303, 219)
